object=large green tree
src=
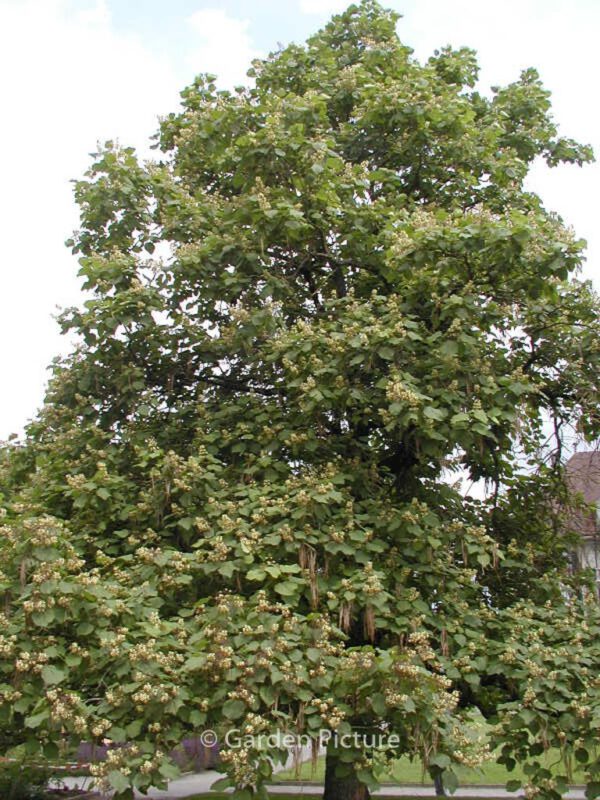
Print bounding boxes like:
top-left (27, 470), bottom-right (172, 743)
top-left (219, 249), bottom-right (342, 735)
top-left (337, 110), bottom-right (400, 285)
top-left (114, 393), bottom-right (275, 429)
top-left (1, 2), bottom-right (600, 799)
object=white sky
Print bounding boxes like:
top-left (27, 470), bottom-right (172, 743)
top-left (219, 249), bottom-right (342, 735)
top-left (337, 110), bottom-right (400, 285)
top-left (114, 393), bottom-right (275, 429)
top-left (0, 0), bottom-right (598, 439)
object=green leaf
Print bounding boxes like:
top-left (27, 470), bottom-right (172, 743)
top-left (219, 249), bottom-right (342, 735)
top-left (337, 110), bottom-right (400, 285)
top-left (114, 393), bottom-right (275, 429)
top-left (43, 741), bottom-right (59, 759)
top-left (274, 580), bottom-right (299, 596)
top-left (231, 787), bottom-right (255, 800)
top-left (443, 770), bottom-right (459, 794)
top-left (108, 770), bottom-right (131, 792)
top-left (403, 695), bottom-right (416, 712)
top-left (370, 692), bottom-right (386, 716)
top-left (423, 405), bottom-right (447, 421)
top-left (356, 769), bottom-right (379, 791)
top-left (114, 791), bottom-right (134, 800)
top-left (218, 561), bottom-right (235, 578)
top-left (223, 699), bottom-right (245, 720)
top-left (126, 719), bottom-right (143, 738)
top-left (211, 777), bottom-right (232, 791)
top-left (246, 568), bottom-right (266, 581)
top-left (259, 685), bottom-right (275, 705)
top-left (159, 761), bottom-right (181, 779)
top-left (450, 412), bottom-right (469, 425)
top-left (186, 656), bottom-right (205, 671)
top-left (77, 622), bottom-right (94, 636)
top-left (25, 711), bottom-right (49, 729)
top-left (24, 737), bottom-right (41, 754)
top-left (31, 609), bottom-right (55, 627)
top-left (41, 665), bottom-right (66, 685)
top-left (378, 346), bottom-right (395, 360)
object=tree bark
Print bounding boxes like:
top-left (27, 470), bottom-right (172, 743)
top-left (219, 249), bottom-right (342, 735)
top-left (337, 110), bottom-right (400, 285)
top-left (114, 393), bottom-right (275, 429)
top-left (323, 749), bottom-right (370, 800)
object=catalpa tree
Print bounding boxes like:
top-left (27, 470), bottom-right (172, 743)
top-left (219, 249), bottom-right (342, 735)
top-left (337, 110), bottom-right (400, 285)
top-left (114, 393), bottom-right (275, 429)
top-left (1, 2), bottom-right (600, 799)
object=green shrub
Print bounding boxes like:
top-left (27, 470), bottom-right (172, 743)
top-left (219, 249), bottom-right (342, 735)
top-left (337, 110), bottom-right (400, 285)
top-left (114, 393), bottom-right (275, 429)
top-left (0, 758), bottom-right (52, 800)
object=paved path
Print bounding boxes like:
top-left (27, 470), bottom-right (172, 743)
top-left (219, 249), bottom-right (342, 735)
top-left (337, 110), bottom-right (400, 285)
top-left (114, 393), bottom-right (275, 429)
top-left (57, 771), bottom-right (588, 800)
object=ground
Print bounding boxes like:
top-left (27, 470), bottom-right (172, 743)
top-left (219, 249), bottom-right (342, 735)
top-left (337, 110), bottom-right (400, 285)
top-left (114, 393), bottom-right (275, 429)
top-left (275, 752), bottom-right (587, 786)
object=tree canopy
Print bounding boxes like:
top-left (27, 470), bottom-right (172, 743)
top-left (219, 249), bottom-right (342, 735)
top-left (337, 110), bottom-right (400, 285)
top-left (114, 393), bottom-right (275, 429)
top-left (1, 2), bottom-right (600, 799)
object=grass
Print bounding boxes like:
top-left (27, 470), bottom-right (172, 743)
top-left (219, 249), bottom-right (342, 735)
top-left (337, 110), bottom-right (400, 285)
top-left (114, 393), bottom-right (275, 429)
top-left (275, 751), bottom-right (587, 786)
top-left (180, 796), bottom-right (482, 800)
top-left (182, 796), bottom-right (322, 800)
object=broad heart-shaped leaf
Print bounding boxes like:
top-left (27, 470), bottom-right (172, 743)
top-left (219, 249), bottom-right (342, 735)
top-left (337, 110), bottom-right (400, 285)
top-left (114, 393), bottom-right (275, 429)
top-left (423, 405), bottom-right (447, 421)
top-left (43, 741), bottom-right (60, 760)
top-left (211, 776), bottom-right (233, 791)
top-left (31, 609), bottom-right (55, 627)
top-left (159, 761), bottom-right (181, 780)
top-left (218, 561), bottom-right (235, 578)
top-left (126, 719), bottom-right (143, 738)
top-left (356, 768), bottom-right (380, 792)
top-left (185, 655), bottom-right (205, 671)
top-left (25, 710), bottom-right (49, 729)
top-left (259, 685), bottom-right (276, 704)
top-left (274, 580), bottom-right (300, 596)
top-left (246, 568), bottom-right (266, 581)
top-left (108, 770), bottom-right (131, 793)
top-left (41, 665), bottom-right (66, 685)
top-left (232, 790), bottom-right (253, 800)
top-left (76, 622), bottom-right (94, 635)
top-left (443, 770), bottom-right (459, 795)
top-left (377, 345), bottom-right (395, 360)
top-left (391, 760), bottom-right (411, 782)
top-left (223, 699), bottom-right (246, 720)
top-left (370, 692), bottom-right (386, 716)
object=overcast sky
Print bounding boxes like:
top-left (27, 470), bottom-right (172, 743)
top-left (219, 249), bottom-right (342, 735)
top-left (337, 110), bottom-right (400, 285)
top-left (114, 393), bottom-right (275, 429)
top-left (1, 0), bottom-right (598, 439)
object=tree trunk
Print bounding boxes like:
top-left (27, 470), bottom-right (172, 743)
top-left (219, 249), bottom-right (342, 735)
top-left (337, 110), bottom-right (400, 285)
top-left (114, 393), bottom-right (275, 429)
top-left (323, 749), bottom-right (370, 800)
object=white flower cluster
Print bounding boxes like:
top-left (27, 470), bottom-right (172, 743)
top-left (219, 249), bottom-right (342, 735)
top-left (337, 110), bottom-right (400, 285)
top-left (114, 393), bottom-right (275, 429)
top-left (362, 562), bottom-right (384, 596)
top-left (407, 631), bottom-right (436, 662)
top-left (15, 650), bottom-right (49, 673)
top-left (219, 746), bottom-right (257, 787)
top-left (129, 638), bottom-right (185, 671)
top-left (309, 697), bottom-right (346, 730)
top-left (385, 690), bottom-right (410, 707)
top-left (445, 721), bottom-right (491, 768)
top-left (132, 682), bottom-right (178, 711)
top-left (88, 745), bottom-right (147, 790)
top-left (339, 650), bottom-right (376, 674)
top-left (46, 688), bottom-right (87, 734)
